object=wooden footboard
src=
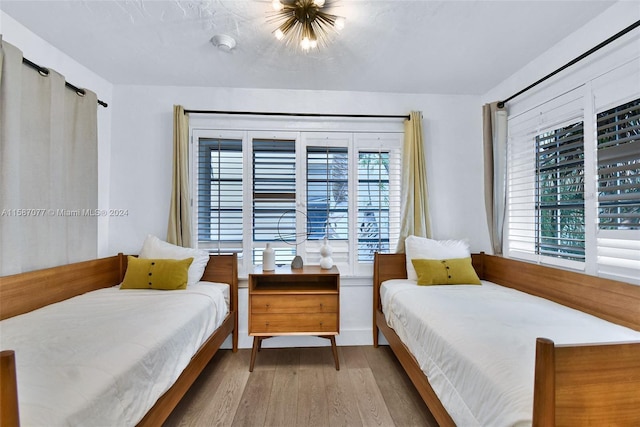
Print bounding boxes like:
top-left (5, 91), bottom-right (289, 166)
top-left (533, 337), bottom-right (640, 426)
top-left (0, 350), bottom-right (20, 427)
top-left (373, 251), bottom-right (640, 426)
top-left (0, 252), bottom-right (238, 427)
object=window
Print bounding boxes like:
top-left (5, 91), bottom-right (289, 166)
top-left (196, 138), bottom-right (243, 254)
top-left (306, 146), bottom-right (349, 241)
top-left (506, 86), bottom-right (640, 283)
top-left (595, 97), bottom-right (640, 283)
top-left (506, 89), bottom-right (585, 269)
top-left (253, 138), bottom-right (297, 265)
top-left (596, 98), bottom-right (640, 230)
top-left (193, 128), bottom-right (403, 277)
top-left (357, 151), bottom-right (394, 262)
top-left (535, 121), bottom-right (585, 261)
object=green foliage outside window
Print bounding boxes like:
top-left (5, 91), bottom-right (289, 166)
top-left (535, 122), bottom-right (585, 261)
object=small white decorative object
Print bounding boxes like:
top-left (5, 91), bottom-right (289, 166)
top-left (319, 237), bottom-right (333, 269)
top-left (263, 243), bottom-right (275, 271)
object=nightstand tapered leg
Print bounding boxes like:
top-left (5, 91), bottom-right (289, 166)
top-left (249, 337), bottom-right (260, 372)
top-left (329, 336), bottom-right (339, 370)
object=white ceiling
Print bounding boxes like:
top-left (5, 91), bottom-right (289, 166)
top-left (0, 0), bottom-right (619, 94)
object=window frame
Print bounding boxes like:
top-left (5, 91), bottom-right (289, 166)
top-left (507, 98), bottom-right (586, 272)
top-left (190, 118), bottom-right (403, 278)
top-left (192, 130), bottom-right (247, 255)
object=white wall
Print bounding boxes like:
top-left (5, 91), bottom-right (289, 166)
top-left (1, 11), bottom-right (115, 257)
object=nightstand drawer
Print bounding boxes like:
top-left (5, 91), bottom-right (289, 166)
top-left (251, 313), bottom-right (338, 333)
top-left (251, 294), bottom-right (337, 314)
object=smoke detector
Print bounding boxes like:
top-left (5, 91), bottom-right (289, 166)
top-left (210, 34), bottom-right (236, 52)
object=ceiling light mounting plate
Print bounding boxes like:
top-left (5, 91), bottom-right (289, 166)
top-left (210, 34), bottom-right (236, 52)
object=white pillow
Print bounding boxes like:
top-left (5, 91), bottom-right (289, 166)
top-left (405, 235), bottom-right (471, 281)
top-left (138, 235), bottom-right (209, 286)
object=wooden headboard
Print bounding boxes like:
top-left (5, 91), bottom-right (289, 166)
top-left (0, 253), bottom-right (239, 322)
top-left (0, 256), bottom-right (123, 321)
top-left (471, 253), bottom-right (640, 331)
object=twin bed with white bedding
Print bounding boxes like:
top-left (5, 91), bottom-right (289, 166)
top-left (0, 241), bottom-right (238, 427)
top-left (381, 278), bottom-right (640, 426)
top-left (1, 283), bottom-right (229, 426)
top-left (373, 242), bottom-right (640, 426)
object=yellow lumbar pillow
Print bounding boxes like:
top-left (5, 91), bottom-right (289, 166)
top-left (120, 256), bottom-right (193, 290)
top-left (411, 257), bottom-right (481, 286)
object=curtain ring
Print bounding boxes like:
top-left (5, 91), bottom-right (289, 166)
top-left (76, 88), bottom-right (86, 97)
top-left (38, 67), bottom-right (50, 77)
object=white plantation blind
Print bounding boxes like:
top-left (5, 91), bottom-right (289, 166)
top-left (354, 134), bottom-right (402, 275)
top-left (196, 138), bottom-right (244, 254)
top-left (535, 121), bottom-right (585, 261)
top-left (506, 90), bottom-right (585, 268)
top-left (591, 58), bottom-right (640, 284)
top-left (253, 138), bottom-right (297, 265)
top-left (357, 150), bottom-right (400, 261)
top-left (595, 96), bottom-right (640, 284)
top-left (305, 146), bottom-right (350, 268)
top-left (306, 146), bottom-right (349, 240)
top-left (597, 231), bottom-right (640, 284)
top-left (596, 98), bottom-right (640, 229)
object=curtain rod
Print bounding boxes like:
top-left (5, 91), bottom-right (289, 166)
top-left (497, 19), bottom-right (640, 108)
top-left (22, 57), bottom-right (108, 108)
top-left (184, 109), bottom-right (410, 120)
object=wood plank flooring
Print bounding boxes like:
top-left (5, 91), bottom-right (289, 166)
top-left (164, 345), bottom-right (437, 427)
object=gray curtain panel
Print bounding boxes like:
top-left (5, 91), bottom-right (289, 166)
top-left (167, 104), bottom-right (192, 247)
top-left (0, 39), bottom-right (97, 275)
top-left (482, 102), bottom-right (507, 255)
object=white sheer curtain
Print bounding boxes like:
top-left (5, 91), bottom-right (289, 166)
top-left (0, 39), bottom-right (98, 275)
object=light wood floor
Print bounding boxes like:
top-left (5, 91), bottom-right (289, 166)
top-left (164, 345), bottom-right (437, 427)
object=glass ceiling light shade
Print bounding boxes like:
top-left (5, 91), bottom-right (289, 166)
top-left (269, 0), bottom-right (345, 51)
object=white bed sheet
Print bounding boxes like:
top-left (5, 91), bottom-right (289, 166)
top-left (381, 279), bottom-right (640, 427)
top-left (0, 281), bottom-right (229, 427)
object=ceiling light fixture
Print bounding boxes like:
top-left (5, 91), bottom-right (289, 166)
top-left (269, 0), bottom-right (345, 51)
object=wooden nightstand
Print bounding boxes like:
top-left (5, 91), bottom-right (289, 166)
top-left (248, 265), bottom-right (340, 371)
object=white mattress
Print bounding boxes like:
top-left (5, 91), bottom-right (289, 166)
top-left (381, 279), bottom-right (640, 427)
top-left (0, 281), bottom-right (229, 426)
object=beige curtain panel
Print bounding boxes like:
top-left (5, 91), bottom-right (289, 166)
top-left (396, 111), bottom-right (431, 253)
top-left (0, 39), bottom-right (98, 275)
top-left (483, 102), bottom-right (508, 255)
top-left (167, 105), bottom-right (193, 247)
